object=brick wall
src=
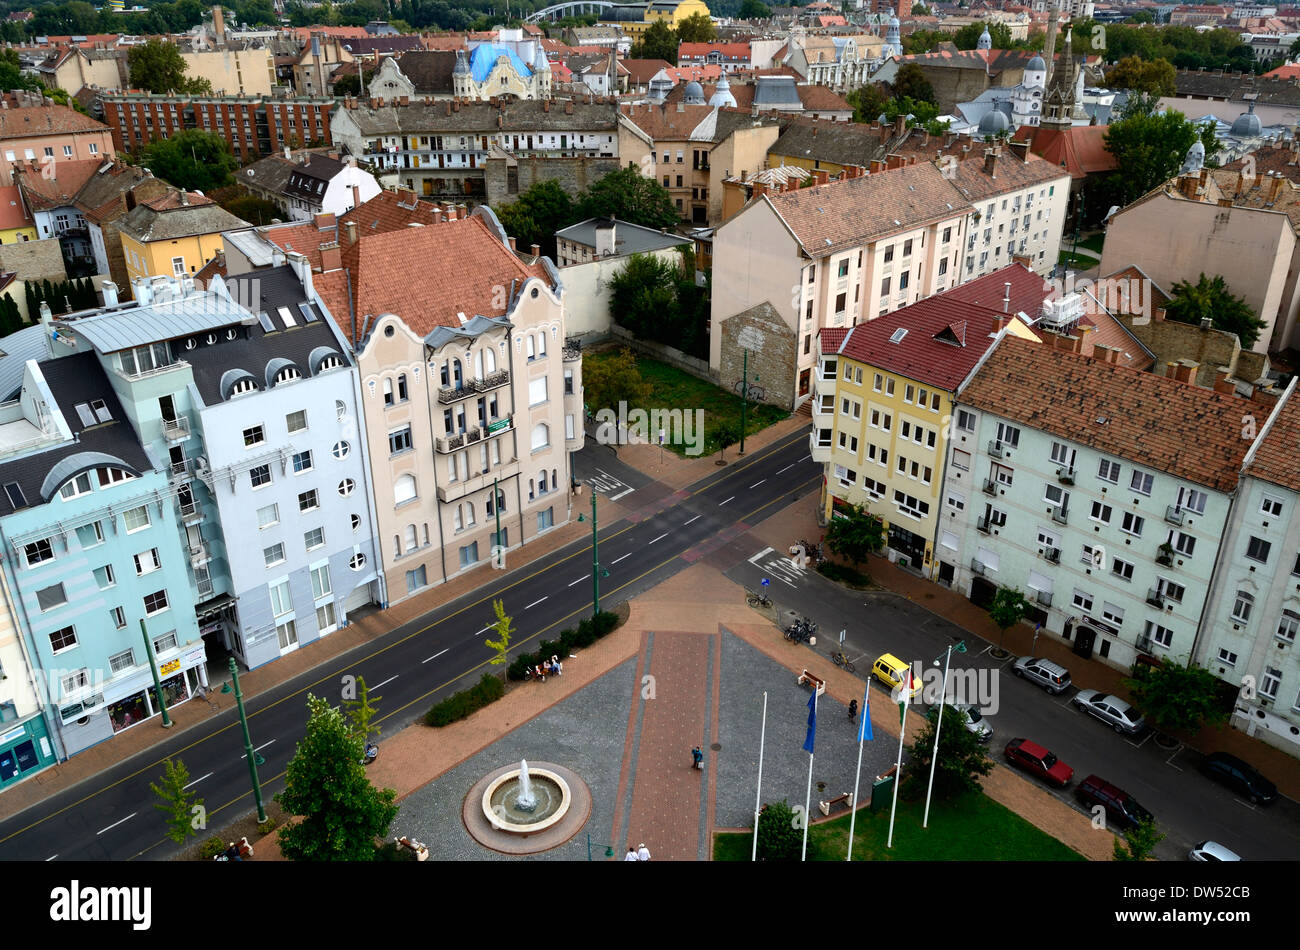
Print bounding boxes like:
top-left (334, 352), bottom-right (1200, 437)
top-left (0, 237), bottom-right (67, 283)
top-left (717, 301), bottom-right (796, 410)
top-left (1117, 311), bottom-right (1246, 388)
top-left (484, 155), bottom-right (623, 207)
top-left (916, 65), bottom-right (991, 112)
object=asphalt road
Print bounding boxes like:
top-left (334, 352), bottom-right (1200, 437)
top-left (723, 557), bottom-right (1300, 862)
top-left (0, 428), bottom-right (821, 862)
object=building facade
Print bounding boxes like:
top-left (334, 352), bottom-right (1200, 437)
top-left (117, 191), bottom-right (248, 288)
top-left (0, 106), bottom-right (116, 187)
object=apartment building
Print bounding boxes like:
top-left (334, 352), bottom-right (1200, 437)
top-left (945, 335), bottom-right (1256, 672)
top-left (0, 564), bottom-right (47, 789)
top-left (117, 191), bottom-right (248, 288)
top-left (0, 106), bottom-right (116, 187)
top-left (280, 153), bottom-right (382, 222)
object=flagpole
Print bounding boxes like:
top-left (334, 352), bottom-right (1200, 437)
top-left (801, 689), bottom-right (817, 861)
top-left (887, 681), bottom-right (909, 849)
top-left (847, 721), bottom-right (865, 861)
top-left (751, 691), bottom-right (768, 862)
top-left (924, 645), bottom-right (953, 829)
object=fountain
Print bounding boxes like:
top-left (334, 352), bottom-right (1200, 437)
top-left (467, 759), bottom-right (590, 855)
top-left (516, 759), bottom-right (535, 811)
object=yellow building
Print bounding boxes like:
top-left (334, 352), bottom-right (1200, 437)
top-left (117, 191), bottom-right (248, 289)
top-left (813, 271), bottom-right (1042, 580)
top-left (601, 0), bottom-right (711, 39)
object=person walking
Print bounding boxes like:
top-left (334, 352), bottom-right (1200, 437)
top-left (624, 846), bottom-right (638, 861)
top-left (848, 698), bottom-right (858, 723)
top-left (637, 842), bottom-right (651, 861)
top-left (691, 746), bottom-right (703, 770)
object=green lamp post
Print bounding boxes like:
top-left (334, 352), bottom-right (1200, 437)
top-left (576, 487), bottom-right (610, 618)
top-left (221, 657), bottom-right (267, 824)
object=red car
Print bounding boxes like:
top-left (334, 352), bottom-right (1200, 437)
top-left (1004, 737), bottom-right (1074, 788)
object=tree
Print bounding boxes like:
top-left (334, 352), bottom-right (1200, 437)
top-left (142, 129), bottom-right (239, 192)
top-left (583, 347), bottom-right (652, 413)
top-left (493, 179), bottom-right (575, 261)
top-left (0, 50), bottom-right (38, 93)
top-left (342, 675), bottom-right (381, 743)
top-left (846, 82), bottom-right (890, 124)
top-left (1112, 817), bottom-right (1164, 861)
top-left (1163, 273), bottom-right (1266, 349)
top-left (128, 38), bottom-right (211, 94)
top-left (631, 20), bottom-right (679, 64)
top-left (675, 11), bottom-right (716, 43)
top-left (484, 598), bottom-right (516, 677)
top-left (890, 63), bottom-right (937, 107)
top-left (576, 166), bottom-right (679, 230)
top-left (217, 193), bottom-right (283, 226)
top-left (953, 21), bottom-right (1012, 51)
top-left (1129, 10), bottom-right (1156, 24)
top-left (332, 68), bottom-right (376, 97)
top-left (902, 705), bottom-right (994, 800)
top-left (903, 29), bottom-right (953, 54)
top-left (883, 96), bottom-right (948, 135)
top-left (0, 293), bottom-right (22, 336)
top-left (825, 503), bottom-right (885, 568)
top-left (713, 421), bottom-right (738, 460)
top-left (276, 695), bottom-right (398, 861)
top-left (738, 0), bottom-right (771, 18)
top-left (1102, 109), bottom-right (1203, 206)
top-left (150, 757), bottom-right (204, 845)
top-left (987, 586), bottom-right (1029, 652)
top-left (1122, 657), bottom-right (1231, 736)
top-left (1291, 35), bottom-right (1300, 59)
top-left (1105, 56), bottom-right (1176, 96)
top-left (609, 252), bottom-right (680, 339)
top-left (754, 799), bottom-right (803, 861)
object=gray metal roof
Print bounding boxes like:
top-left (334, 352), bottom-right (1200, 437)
top-left (424, 314), bottom-right (510, 349)
top-left (223, 228), bottom-right (277, 267)
top-left (0, 324), bottom-right (49, 402)
top-left (555, 216), bottom-right (688, 259)
top-left (61, 291), bottom-right (255, 354)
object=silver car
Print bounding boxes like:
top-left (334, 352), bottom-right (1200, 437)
top-left (928, 702), bottom-right (993, 743)
top-left (1072, 689), bottom-right (1147, 735)
top-left (1189, 840), bottom-right (1241, 862)
top-left (1011, 655), bottom-right (1072, 694)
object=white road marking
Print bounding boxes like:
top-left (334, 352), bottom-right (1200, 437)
top-left (799, 454), bottom-right (811, 462)
top-left (649, 533), bottom-right (668, 544)
top-left (525, 597), bottom-right (548, 609)
top-left (97, 813), bottom-right (136, 835)
top-left (568, 577), bottom-right (585, 587)
top-left (612, 553), bottom-right (631, 564)
top-left (609, 488), bottom-right (634, 501)
top-left (45, 854), bottom-right (57, 862)
top-left (720, 496), bottom-right (734, 506)
top-left (475, 626), bottom-right (490, 636)
top-left (750, 480), bottom-right (766, 488)
top-left (776, 464), bottom-right (794, 474)
top-left (371, 675), bottom-right (398, 691)
top-left (183, 772), bottom-right (213, 790)
top-left (242, 739), bottom-right (275, 759)
top-left (748, 547), bottom-right (775, 564)
top-left (422, 649), bottom-right (449, 664)
top-left (683, 515), bottom-right (700, 526)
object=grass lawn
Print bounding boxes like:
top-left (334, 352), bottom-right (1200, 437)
top-left (713, 792), bottom-right (1084, 861)
top-left (1057, 250), bottom-right (1099, 270)
top-left (583, 350), bottom-right (789, 457)
top-left (1076, 232), bottom-right (1105, 255)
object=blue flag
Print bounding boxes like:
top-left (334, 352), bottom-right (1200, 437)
top-left (803, 691), bottom-right (817, 754)
top-left (856, 682), bottom-right (873, 743)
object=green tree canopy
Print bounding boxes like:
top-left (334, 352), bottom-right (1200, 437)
top-left (1122, 657), bottom-right (1232, 736)
top-left (754, 799), bottom-right (804, 861)
top-left (1105, 56), bottom-right (1177, 96)
top-left (825, 503), bottom-right (885, 568)
top-left (576, 166), bottom-right (679, 229)
top-left (493, 179), bottom-right (575, 261)
top-left (890, 63), bottom-right (937, 107)
top-left (1102, 109), bottom-right (1204, 206)
top-left (128, 38), bottom-right (212, 95)
top-left (675, 11), bottom-right (716, 43)
top-left (143, 129), bottom-right (239, 192)
top-left (151, 757), bottom-right (204, 845)
top-left (902, 705), bottom-right (995, 800)
top-left (609, 252), bottom-right (680, 339)
top-left (582, 347), bottom-right (652, 413)
top-left (276, 694), bottom-right (398, 861)
top-left (1163, 273), bottom-right (1266, 349)
top-left (953, 21), bottom-right (1012, 51)
top-left (631, 19), bottom-right (679, 63)
top-left (738, 0), bottom-right (771, 18)
top-left (0, 50), bottom-right (39, 93)
top-left (988, 586), bottom-right (1029, 651)
top-left (846, 83), bottom-right (890, 123)
top-left (1113, 817), bottom-right (1164, 861)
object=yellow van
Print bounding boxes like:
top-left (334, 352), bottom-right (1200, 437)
top-left (871, 653), bottom-right (921, 701)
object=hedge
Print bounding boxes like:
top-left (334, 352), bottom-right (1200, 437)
top-left (424, 673), bottom-right (505, 727)
top-left (506, 610), bottom-right (621, 681)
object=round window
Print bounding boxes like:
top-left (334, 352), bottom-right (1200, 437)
top-left (338, 478), bottom-right (356, 497)
top-left (349, 552), bottom-right (366, 570)
top-left (351, 513), bottom-right (361, 531)
top-left (332, 440), bottom-right (350, 459)
top-left (384, 325), bottom-right (395, 338)
top-left (530, 287), bottom-right (539, 298)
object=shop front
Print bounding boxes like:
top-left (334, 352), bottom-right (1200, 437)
top-left (0, 715), bottom-right (56, 789)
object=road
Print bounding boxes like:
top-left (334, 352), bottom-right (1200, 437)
top-left (0, 428), bottom-right (821, 861)
top-left (724, 557), bottom-right (1300, 862)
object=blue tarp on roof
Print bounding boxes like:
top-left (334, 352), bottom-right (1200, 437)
top-left (469, 44), bottom-right (532, 83)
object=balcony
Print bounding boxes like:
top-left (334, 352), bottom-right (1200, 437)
top-left (970, 558), bottom-right (985, 575)
top-left (179, 499), bottom-right (202, 523)
top-left (976, 515), bottom-right (991, 534)
top-left (188, 541), bottom-right (212, 567)
top-left (437, 415), bottom-right (512, 453)
top-left (438, 458), bottom-right (520, 503)
top-left (1050, 505), bottom-right (1068, 525)
top-left (1035, 589), bottom-right (1053, 607)
top-left (1146, 588), bottom-right (1165, 609)
top-left (437, 369), bottom-right (511, 404)
top-left (1165, 505), bottom-right (1185, 526)
top-left (810, 430), bottom-right (831, 463)
top-left (562, 339), bottom-right (582, 361)
top-left (987, 440), bottom-right (1005, 459)
top-left (1056, 466), bottom-right (1075, 485)
top-left (196, 575), bottom-right (215, 598)
top-left (1156, 547), bottom-right (1174, 567)
top-left (115, 358), bottom-right (189, 383)
top-left (167, 458), bottom-right (193, 481)
top-left (1135, 636), bottom-right (1154, 655)
top-left (162, 416), bottom-right (190, 442)
top-left (982, 478), bottom-right (997, 496)
top-left (1043, 547), bottom-right (1060, 564)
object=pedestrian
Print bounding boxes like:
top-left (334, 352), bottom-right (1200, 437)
top-left (691, 746), bottom-right (703, 770)
top-left (624, 846), bottom-right (638, 861)
top-left (848, 699), bottom-right (858, 722)
top-left (637, 842), bottom-right (651, 861)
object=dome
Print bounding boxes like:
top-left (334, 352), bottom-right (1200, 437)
top-left (683, 80), bottom-right (705, 104)
top-left (1180, 140), bottom-right (1206, 174)
top-left (977, 26), bottom-right (992, 50)
top-left (1027, 55), bottom-right (1045, 71)
top-left (708, 73), bottom-right (736, 108)
top-left (1231, 107), bottom-right (1261, 137)
top-left (978, 109), bottom-right (1010, 134)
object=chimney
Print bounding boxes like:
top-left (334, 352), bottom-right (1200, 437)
top-left (1008, 140), bottom-right (1029, 161)
top-left (344, 219), bottom-right (358, 245)
top-left (352, 183), bottom-right (360, 209)
top-left (508, 236), bottom-right (517, 251)
top-left (1216, 197), bottom-right (1233, 207)
top-left (131, 276), bottom-right (153, 307)
top-left (870, 159), bottom-right (884, 173)
top-left (180, 191), bottom-right (189, 206)
top-left (1002, 281), bottom-right (1011, 313)
top-left (565, 100), bottom-right (573, 114)
top-left (984, 148), bottom-right (998, 177)
top-left (1213, 369), bottom-right (1235, 394)
top-left (213, 5), bottom-right (226, 46)
top-left (1174, 359), bottom-right (1199, 383)
top-left (595, 217), bottom-right (616, 256)
top-left (752, 181), bottom-right (768, 198)
top-left (101, 280), bottom-right (118, 307)
top-left (815, 169), bottom-right (828, 185)
top-left (1270, 174), bottom-right (1285, 204)
top-left (993, 314), bottom-right (1008, 333)
top-left (530, 243), bottom-right (540, 257)
top-left (319, 240), bottom-right (341, 272)
top-left (893, 114), bottom-right (906, 136)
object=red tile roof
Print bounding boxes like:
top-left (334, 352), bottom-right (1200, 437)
top-left (1247, 383), bottom-right (1300, 491)
top-left (0, 105), bottom-right (109, 138)
top-left (0, 184), bottom-right (29, 230)
top-left (1015, 124), bottom-right (1116, 180)
top-left (942, 262), bottom-right (1054, 318)
top-left (961, 335), bottom-right (1254, 493)
top-left (340, 188), bottom-right (445, 234)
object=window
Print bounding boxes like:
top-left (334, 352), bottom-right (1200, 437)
top-left (277, 620), bottom-right (299, 652)
top-left (1144, 621), bottom-right (1174, 649)
top-left (537, 507), bottom-right (554, 531)
top-left (109, 649), bottom-right (134, 674)
top-left (951, 449), bottom-right (970, 471)
top-left (1050, 442), bottom-right (1073, 466)
top-left (49, 626), bottom-right (77, 652)
top-left (243, 425), bottom-right (265, 447)
top-left (286, 410), bottom-right (307, 433)
top-left (94, 564), bottom-right (116, 589)
top-left (1072, 589), bottom-right (1094, 613)
top-left (1217, 647), bottom-right (1238, 667)
top-left (1169, 530), bottom-right (1196, 557)
top-left (153, 632), bottom-right (177, 653)
top-left (1080, 543), bottom-right (1102, 566)
top-left (993, 464), bottom-right (1013, 487)
top-left (1044, 484), bottom-right (1068, 507)
top-left (133, 548), bottom-right (161, 575)
top-left (299, 489), bottom-right (319, 513)
top-left (60, 472), bottom-right (93, 500)
top-left (956, 409), bottom-right (976, 432)
top-left (383, 377), bottom-right (394, 406)
top-left (310, 563), bottom-right (332, 600)
top-left (529, 377), bottom-right (547, 406)
top-left (292, 450), bottom-right (314, 473)
top-left (995, 422), bottom-right (1020, 447)
top-left (1130, 470), bottom-right (1153, 495)
top-left (1277, 609), bottom-right (1300, 643)
top-left (1111, 557), bottom-right (1134, 581)
top-left (1246, 536), bottom-right (1271, 563)
top-left (305, 527), bottom-right (325, 551)
top-left (1176, 487), bottom-right (1207, 515)
top-left (1231, 590), bottom-right (1254, 624)
top-left (250, 464), bottom-right (271, 489)
top-left (821, 359), bottom-right (837, 381)
top-left (257, 504), bottom-right (279, 529)
top-left (76, 521), bottom-right (104, 548)
top-left (531, 423), bottom-right (550, 451)
top-left (1101, 602), bottom-right (1124, 627)
top-left (388, 427), bottom-right (413, 455)
top-left (1260, 666), bottom-right (1281, 700)
top-left (264, 543), bottom-right (286, 566)
top-left (340, 478), bottom-right (358, 497)
top-left (1037, 527), bottom-right (1058, 548)
top-left (1261, 495), bottom-right (1284, 517)
top-left (61, 670), bottom-right (88, 695)
top-left (143, 589), bottom-right (169, 616)
top-left (398, 374), bottom-right (409, 400)
top-left (947, 491), bottom-right (965, 511)
top-left (269, 579), bottom-right (292, 617)
top-left (37, 583), bottom-right (67, 611)
top-left (123, 506), bottom-right (151, 533)
top-left (406, 566), bottom-right (428, 593)
top-left (1120, 512), bottom-right (1144, 537)
top-left (1158, 578), bottom-right (1185, 603)
top-left (332, 441), bottom-right (350, 460)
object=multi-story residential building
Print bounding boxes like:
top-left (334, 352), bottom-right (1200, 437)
top-left (450, 43), bottom-right (553, 101)
top-left (945, 334), bottom-right (1257, 671)
top-left (330, 98), bottom-right (621, 205)
top-left (117, 191), bottom-right (248, 289)
top-left (597, 0), bottom-right (712, 39)
top-left (232, 205), bottom-right (584, 606)
top-left (677, 42), bottom-right (752, 73)
top-left (0, 105), bottom-right (116, 187)
top-left (0, 184), bottom-right (37, 245)
top-left (293, 32), bottom-right (356, 97)
top-left (0, 543), bottom-right (51, 789)
top-left (280, 153), bottom-right (382, 222)
top-left (1199, 378), bottom-right (1300, 756)
top-left (813, 267), bottom-right (1048, 572)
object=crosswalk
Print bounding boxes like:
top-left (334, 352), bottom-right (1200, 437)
top-left (746, 545), bottom-right (810, 588)
top-left (587, 468), bottom-right (635, 501)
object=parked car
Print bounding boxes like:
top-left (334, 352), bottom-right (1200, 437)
top-left (1189, 840), bottom-right (1242, 862)
top-left (1074, 774), bottom-right (1153, 830)
top-left (927, 702), bottom-right (993, 742)
top-left (1071, 690), bottom-right (1147, 735)
top-left (1011, 656), bottom-right (1072, 694)
top-left (1004, 737), bottom-right (1074, 787)
top-left (871, 653), bottom-right (921, 701)
top-left (1199, 752), bottom-right (1277, 805)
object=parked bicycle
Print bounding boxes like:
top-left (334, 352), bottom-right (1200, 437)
top-left (830, 651), bottom-right (856, 673)
top-left (785, 618), bottom-right (817, 643)
top-left (746, 589), bottom-right (773, 609)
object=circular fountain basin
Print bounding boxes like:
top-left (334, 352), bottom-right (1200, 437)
top-left (482, 767), bottom-right (571, 833)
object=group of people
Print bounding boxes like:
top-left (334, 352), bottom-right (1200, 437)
top-left (623, 843), bottom-right (652, 861)
top-left (532, 655), bottom-right (564, 681)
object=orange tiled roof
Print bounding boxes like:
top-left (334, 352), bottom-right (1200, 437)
top-left (1246, 385), bottom-right (1300, 492)
top-left (340, 188), bottom-right (445, 235)
top-left (1016, 124), bottom-right (1117, 180)
top-left (0, 184), bottom-right (29, 230)
top-left (961, 335), bottom-right (1254, 493)
top-left (0, 105), bottom-right (109, 138)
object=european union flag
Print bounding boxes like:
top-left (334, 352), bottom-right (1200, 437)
top-left (856, 682), bottom-right (873, 743)
top-left (803, 691), bottom-right (817, 754)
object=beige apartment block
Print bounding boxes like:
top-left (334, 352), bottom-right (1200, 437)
top-left (181, 48), bottom-right (277, 97)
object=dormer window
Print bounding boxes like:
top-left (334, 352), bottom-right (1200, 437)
top-left (274, 366), bottom-right (302, 385)
top-left (230, 377), bottom-right (257, 397)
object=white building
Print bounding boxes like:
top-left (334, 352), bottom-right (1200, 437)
top-left (281, 153), bottom-right (382, 223)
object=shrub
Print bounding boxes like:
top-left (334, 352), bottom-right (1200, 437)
top-left (754, 800), bottom-right (803, 861)
top-left (373, 841), bottom-right (416, 861)
top-left (425, 673), bottom-right (505, 727)
top-left (199, 835), bottom-right (227, 860)
top-left (573, 623), bottom-right (597, 648)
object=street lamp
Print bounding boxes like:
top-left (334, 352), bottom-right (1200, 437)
top-left (576, 487), bottom-right (610, 618)
top-left (923, 638), bottom-right (966, 829)
top-left (220, 657), bottom-right (268, 824)
top-left (587, 833), bottom-right (615, 861)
